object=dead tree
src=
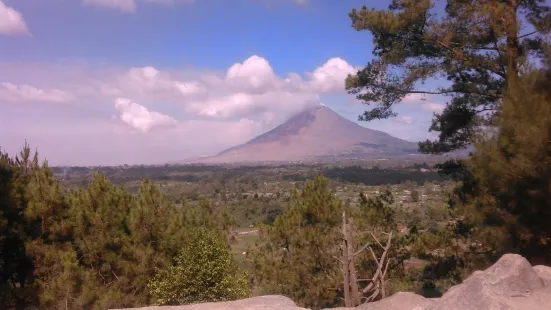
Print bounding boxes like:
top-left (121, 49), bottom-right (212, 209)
top-left (362, 231), bottom-right (393, 302)
top-left (338, 209), bottom-right (394, 307)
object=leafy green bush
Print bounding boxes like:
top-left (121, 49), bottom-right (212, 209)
top-left (149, 229), bottom-right (249, 305)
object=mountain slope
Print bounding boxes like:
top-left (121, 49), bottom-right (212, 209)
top-left (195, 105), bottom-right (419, 163)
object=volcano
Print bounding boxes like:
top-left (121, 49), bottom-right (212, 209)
top-left (193, 105), bottom-right (419, 163)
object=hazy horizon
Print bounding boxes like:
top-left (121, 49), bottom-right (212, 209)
top-left (0, 0), bottom-right (445, 166)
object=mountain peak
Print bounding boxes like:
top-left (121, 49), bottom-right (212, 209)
top-left (195, 106), bottom-right (418, 163)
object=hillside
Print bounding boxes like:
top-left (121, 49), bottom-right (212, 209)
top-left (193, 105), bottom-right (419, 164)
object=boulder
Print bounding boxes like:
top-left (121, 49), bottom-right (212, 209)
top-left (425, 253), bottom-right (547, 310)
top-left (329, 254), bottom-right (551, 310)
top-left (533, 265), bottom-right (551, 286)
top-left (113, 254), bottom-right (551, 310)
top-left (356, 292), bottom-right (435, 310)
top-left (112, 295), bottom-right (308, 310)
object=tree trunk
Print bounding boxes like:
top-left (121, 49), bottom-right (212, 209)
top-left (342, 210), bottom-right (351, 307)
top-left (347, 218), bottom-right (361, 306)
top-left (505, 0), bottom-right (520, 80)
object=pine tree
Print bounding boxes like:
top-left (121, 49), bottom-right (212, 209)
top-left (461, 50), bottom-right (551, 264)
top-left (347, 0), bottom-right (551, 154)
top-left (0, 145), bottom-right (36, 309)
top-left (251, 176), bottom-right (343, 309)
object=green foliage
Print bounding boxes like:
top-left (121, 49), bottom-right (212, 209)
top-left (460, 52), bottom-right (551, 263)
top-left (0, 144), bottom-right (37, 308)
top-left (347, 0), bottom-right (551, 154)
top-left (357, 189), bottom-right (396, 229)
top-left (411, 190), bottom-right (420, 203)
top-left (149, 229), bottom-right (249, 305)
top-left (251, 176), bottom-right (342, 309)
top-left (0, 145), bottom-right (240, 309)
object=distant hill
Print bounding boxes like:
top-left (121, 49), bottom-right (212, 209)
top-left (190, 105), bottom-right (420, 164)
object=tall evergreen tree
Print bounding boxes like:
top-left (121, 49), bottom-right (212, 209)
top-left (0, 145), bottom-right (36, 309)
top-left (458, 50), bottom-right (551, 264)
top-left (347, 0), bottom-right (551, 154)
top-left (251, 176), bottom-right (343, 309)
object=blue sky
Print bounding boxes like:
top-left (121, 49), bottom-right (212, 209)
top-left (0, 0), bottom-right (445, 165)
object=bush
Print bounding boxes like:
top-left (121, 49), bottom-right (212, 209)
top-left (148, 229), bottom-right (249, 305)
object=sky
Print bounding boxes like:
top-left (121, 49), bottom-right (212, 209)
top-left (0, 0), bottom-right (447, 166)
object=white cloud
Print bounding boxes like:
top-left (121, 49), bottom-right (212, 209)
top-left (226, 55), bottom-right (278, 91)
top-left (402, 93), bottom-right (426, 103)
top-left (82, 0), bottom-right (137, 13)
top-left (141, 0), bottom-right (194, 4)
top-left (423, 102), bottom-right (445, 113)
top-left (393, 115), bottom-right (414, 124)
top-left (0, 55), bottom-right (363, 164)
top-left (119, 66), bottom-right (206, 99)
top-left (111, 55), bottom-right (349, 121)
top-left (307, 57), bottom-right (356, 93)
top-left (82, 0), bottom-right (195, 12)
top-left (114, 98), bottom-right (177, 132)
top-left (190, 91), bottom-right (320, 119)
top-left (0, 82), bottom-right (73, 102)
top-left (0, 1), bottom-right (31, 36)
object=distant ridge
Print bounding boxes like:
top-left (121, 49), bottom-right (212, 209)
top-left (191, 105), bottom-right (419, 164)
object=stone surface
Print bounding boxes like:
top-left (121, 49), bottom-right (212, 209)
top-left (533, 265), bottom-right (551, 286)
top-left (114, 254), bottom-right (551, 310)
top-left (113, 295), bottom-right (308, 310)
top-left (357, 292), bottom-right (435, 310)
top-left (425, 254), bottom-right (547, 310)
top-left (329, 254), bottom-right (551, 310)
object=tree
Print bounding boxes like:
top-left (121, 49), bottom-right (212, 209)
top-left (457, 51), bottom-right (551, 264)
top-left (339, 210), bottom-right (394, 307)
top-left (411, 190), bottom-right (420, 202)
top-left (252, 178), bottom-right (411, 309)
top-left (347, 0), bottom-right (551, 154)
top-left (148, 229), bottom-right (249, 306)
top-left (0, 144), bottom-right (36, 309)
top-left (0, 144), bottom-right (248, 309)
top-left (251, 176), bottom-right (342, 309)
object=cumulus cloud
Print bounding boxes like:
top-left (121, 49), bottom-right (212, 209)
top-left (226, 55), bottom-right (278, 92)
top-left (114, 98), bottom-right (177, 132)
top-left (307, 57), bottom-right (356, 93)
top-left (0, 82), bottom-right (73, 102)
top-left (0, 54), bottom-right (362, 164)
top-left (118, 66), bottom-right (206, 99)
top-left (110, 55), bottom-right (351, 120)
top-left (0, 1), bottom-right (31, 36)
top-left (423, 102), bottom-right (445, 113)
top-left (190, 91), bottom-right (320, 119)
top-left (82, 0), bottom-right (137, 12)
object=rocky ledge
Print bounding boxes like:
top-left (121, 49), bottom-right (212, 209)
top-left (114, 254), bottom-right (551, 310)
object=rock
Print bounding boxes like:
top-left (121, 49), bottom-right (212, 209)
top-left (356, 292), bottom-right (435, 310)
top-left (533, 265), bottom-right (551, 286)
top-left (330, 254), bottom-right (551, 310)
top-left (112, 295), bottom-right (309, 310)
top-left (114, 254), bottom-right (551, 310)
top-left (325, 292), bottom-right (435, 310)
top-left (425, 254), bottom-right (547, 310)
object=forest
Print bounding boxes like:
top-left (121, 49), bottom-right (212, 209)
top-left (2, 0), bottom-right (551, 309)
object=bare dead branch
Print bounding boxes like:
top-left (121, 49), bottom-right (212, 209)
top-left (369, 232), bottom-right (384, 249)
top-left (353, 242), bottom-right (370, 256)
